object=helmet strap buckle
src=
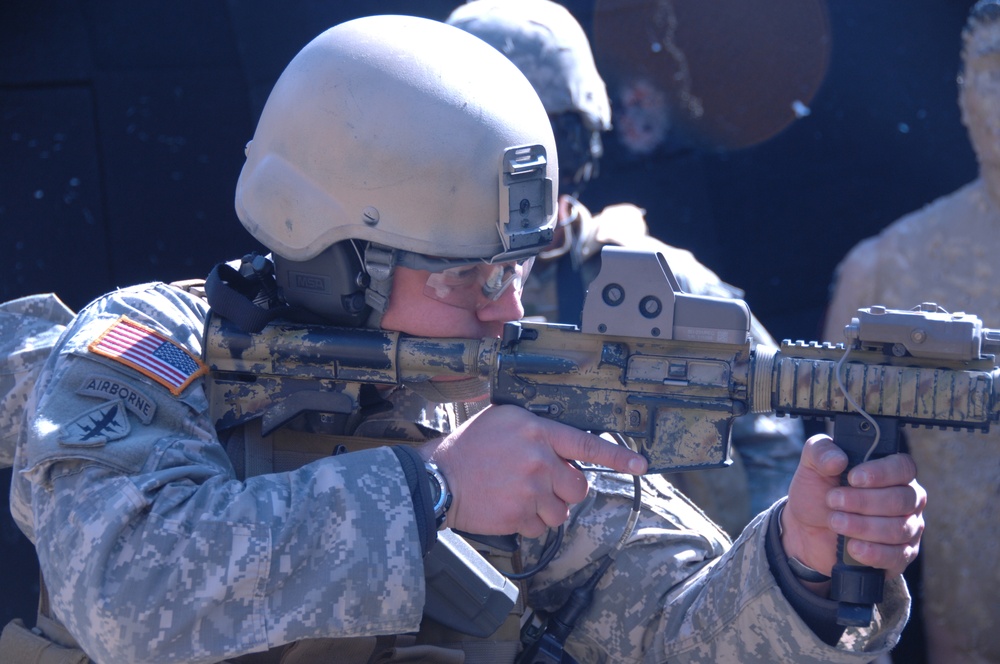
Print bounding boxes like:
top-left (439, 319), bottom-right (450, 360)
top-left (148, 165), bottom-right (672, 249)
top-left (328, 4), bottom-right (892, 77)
top-left (363, 244), bottom-right (396, 315)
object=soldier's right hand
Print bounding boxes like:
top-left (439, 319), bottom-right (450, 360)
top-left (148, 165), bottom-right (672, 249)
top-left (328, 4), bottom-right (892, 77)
top-left (418, 404), bottom-right (647, 538)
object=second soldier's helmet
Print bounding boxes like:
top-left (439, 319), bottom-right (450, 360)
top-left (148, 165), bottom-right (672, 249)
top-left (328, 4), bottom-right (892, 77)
top-left (447, 0), bottom-right (611, 193)
top-left (234, 15), bottom-right (557, 324)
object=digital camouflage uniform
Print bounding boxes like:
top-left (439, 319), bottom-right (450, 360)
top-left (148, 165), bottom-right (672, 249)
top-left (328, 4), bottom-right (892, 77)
top-left (4, 282), bottom-right (910, 663)
top-left (521, 200), bottom-right (804, 537)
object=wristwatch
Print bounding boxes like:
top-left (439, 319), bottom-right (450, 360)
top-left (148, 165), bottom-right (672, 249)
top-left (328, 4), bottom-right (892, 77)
top-left (424, 460), bottom-right (453, 530)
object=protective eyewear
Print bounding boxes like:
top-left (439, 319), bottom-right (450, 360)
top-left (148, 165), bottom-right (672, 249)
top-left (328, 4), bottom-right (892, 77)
top-left (422, 257), bottom-right (534, 311)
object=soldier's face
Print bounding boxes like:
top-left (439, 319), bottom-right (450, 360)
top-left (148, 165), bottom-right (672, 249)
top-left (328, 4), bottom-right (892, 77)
top-left (380, 265), bottom-right (525, 339)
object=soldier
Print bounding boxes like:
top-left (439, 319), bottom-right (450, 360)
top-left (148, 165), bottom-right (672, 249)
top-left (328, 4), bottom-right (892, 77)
top-left (446, 0), bottom-right (804, 537)
top-left (5, 14), bottom-right (922, 664)
top-left (824, 2), bottom-right (1000, 662)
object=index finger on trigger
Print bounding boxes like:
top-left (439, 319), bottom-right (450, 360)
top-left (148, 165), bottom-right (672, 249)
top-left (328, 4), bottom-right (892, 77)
top-left (553, 427), bottom-right (648, 475)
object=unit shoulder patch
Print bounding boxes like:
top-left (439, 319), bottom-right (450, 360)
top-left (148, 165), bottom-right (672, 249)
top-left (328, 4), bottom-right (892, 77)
top-left (88, 316), bottom-right (207, 396)
top-left (60, 400), bottom-right (131, 447)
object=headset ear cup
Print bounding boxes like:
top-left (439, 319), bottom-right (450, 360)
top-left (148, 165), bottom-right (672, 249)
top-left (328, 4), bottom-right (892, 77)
top-left (273, 241), bottom-right (370, 327)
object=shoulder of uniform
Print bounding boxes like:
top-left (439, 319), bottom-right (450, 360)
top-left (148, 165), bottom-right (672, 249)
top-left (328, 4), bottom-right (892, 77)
top-left (576, 202), bottom-right (651, 262)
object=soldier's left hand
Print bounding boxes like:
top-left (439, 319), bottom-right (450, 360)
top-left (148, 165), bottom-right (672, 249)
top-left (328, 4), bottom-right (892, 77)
top-left (779, 433), bottom-right (926, 589)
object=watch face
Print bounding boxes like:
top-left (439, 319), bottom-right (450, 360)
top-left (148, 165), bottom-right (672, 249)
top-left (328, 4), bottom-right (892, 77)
top-left (424, 462), bottom-right (451, 530)
top-left (428, 473), bottom-right (442, 505)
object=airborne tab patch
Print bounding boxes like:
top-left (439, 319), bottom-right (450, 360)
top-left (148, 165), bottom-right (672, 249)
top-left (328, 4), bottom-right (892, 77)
top-left (60, 400), bottom-right (131, 447)
top-left (77, 374), bottom-right (157, 423)
top-left (89, 316), bottom-right (208, 396)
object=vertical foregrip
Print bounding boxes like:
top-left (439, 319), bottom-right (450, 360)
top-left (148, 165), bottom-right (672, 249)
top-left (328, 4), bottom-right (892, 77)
top-left (749, 346), bottom-right (910, 627)
top-left (829, 414), bottom-right (900, 627)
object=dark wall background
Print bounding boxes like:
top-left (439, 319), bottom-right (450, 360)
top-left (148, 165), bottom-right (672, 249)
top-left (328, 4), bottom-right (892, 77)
top-left (580, 0), bottom-right (980, 342)
top-left (1, 0), bottom-right (978, 657)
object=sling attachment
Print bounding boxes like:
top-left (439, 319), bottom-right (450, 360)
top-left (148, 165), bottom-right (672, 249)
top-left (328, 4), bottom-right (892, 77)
top-left (204, 256), bottom-right (322, 334)
top-left (205, 260), bottom-right (288, 334)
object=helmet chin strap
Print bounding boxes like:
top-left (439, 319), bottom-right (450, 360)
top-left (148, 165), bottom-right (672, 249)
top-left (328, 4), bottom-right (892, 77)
top-left (363, 302), bottom-right (386, 329)
top-left (362, 244), bottom-right (397, 328)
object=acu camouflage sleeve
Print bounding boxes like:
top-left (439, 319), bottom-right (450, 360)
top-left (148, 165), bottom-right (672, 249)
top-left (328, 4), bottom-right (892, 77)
top-left (521, 472), bottom-right (909, 664)
top-left (11, 283), bottom-right (427, 663)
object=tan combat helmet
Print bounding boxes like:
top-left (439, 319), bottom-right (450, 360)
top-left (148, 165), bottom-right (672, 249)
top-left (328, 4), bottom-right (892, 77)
top-left (234, 15), bottom-right (558, 324)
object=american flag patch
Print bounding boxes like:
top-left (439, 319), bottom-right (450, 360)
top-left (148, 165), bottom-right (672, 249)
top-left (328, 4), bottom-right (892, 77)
top-left (88, 316), bottom-right (207, 395)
